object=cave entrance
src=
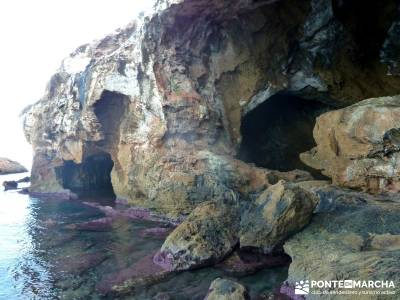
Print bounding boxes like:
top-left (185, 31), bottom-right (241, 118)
top-left (56, 91), bottom-right (129, 199)
top-left (57, 153), bottom-right (116, 198)
top-left (238, 94), bottom-right (331, 176)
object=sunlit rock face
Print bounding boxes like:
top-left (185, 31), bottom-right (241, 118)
top-left (23, 0), bottom-right (400, 218)
top-left (301, 96), bottom-right (400, 193)
top-left (0, 158), bottom-right (27, 175)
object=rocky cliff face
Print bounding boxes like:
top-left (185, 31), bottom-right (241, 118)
top-left (23, 0), bottom-right (400, 297)
top-left (23, 0), bottom-right (400, 211)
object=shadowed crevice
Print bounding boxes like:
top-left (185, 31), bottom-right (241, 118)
top-left (238, 93), bottom-right (331, 177)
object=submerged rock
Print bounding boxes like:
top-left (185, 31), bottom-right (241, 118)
top-left (0, 158), bottom-right (27, 175)
top-left (97, 253), bottom-right (173, 296)
top-left (65, 217), bottom-right (114, 231)
top-left (216, 250), bottom-right (290, 276)
top-left (157, 201), bottom-right (240, 271)
top-left (82, 201), bottom-right (176, 224)
top-left (239, 181), bottom-right (318, 253)
top-left (205, 278), bottom-right (249, 300)
top-left (54, 251), bottom-right (109, 278)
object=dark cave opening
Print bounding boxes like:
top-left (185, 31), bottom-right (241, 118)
top-left (332, 0), bottom-right (398, 64)
top-left (93, 90), bottom-right (129, 151)
top-left (56, 153), bottom-right (116, 198)
top-left (55, 91), bottom-right (130, 199)
top-left (238, 94), bottom-right (331, 176)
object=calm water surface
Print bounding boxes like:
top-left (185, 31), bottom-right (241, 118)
top-left (0, 173), bottom-right (288, 300)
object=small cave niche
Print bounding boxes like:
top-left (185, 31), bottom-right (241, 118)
top-left (238, 94), bottom-right (331, 176)
top-left (56, 153), bottom-right (116, 198)
top-left (93, 90), bottom-right (129, 150)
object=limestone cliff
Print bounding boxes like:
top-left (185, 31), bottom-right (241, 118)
top-left (23, 0), bottom-right (400, 216)
top-left (22, 0), bottom-right (400, 297)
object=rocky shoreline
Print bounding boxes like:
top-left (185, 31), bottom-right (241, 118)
top-left (21, 0), bottom-right (400, 298)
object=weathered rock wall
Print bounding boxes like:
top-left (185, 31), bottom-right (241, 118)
top-left (23, 0), bottom-right (400, 218)
top-left (22, 0), bottom-right (400, 297)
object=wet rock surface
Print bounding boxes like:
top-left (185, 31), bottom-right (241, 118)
top-left (65, 217), bottom-right (115, 231)
top-left (157, 200), bottom-right (240, 271)
top-left (97, 253), bottom-right (173, 296)
top-left (205, 278), bottom-right (249, 300)
top-left (216, 250), bottom-right (291, 276)
top-left (0, 190), bottom-right (288, 299)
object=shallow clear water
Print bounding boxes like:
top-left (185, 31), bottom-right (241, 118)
top-left (0, 173), bottom-right (288, 300)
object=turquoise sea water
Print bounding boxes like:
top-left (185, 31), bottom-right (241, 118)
top-left (0, 173), bottom-right (288, 299)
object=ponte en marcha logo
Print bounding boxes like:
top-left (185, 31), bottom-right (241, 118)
top-left (294, 280), bottom-right (396, 296)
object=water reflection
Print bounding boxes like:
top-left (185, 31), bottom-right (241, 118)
top-left (0, 173), bottom-right (288, 300)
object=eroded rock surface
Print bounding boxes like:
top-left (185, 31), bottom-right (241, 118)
top-left (205, 278), bottom-right (249, 300)
top-left (156, 200), bottom-right (240, 271)
top-left (158, 180), bottom-right (316, 271)
top-left (239, 181), bottom-right (318, 253)
top-left (301, 96), bottom-right (400, 193)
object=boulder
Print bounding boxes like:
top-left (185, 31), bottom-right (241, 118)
top-left (155, 200), bottom-right (240, 271)
top-left (65, 217), bottom-right (114, 231)
top-left (205, 278), bottom-right (249, 300)
top-left (239, 181), bottom-right (318, 253)
top-left (301, 95), bottom-right (400, 193)
top-left (0, 157), bottom-right (27, 175)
